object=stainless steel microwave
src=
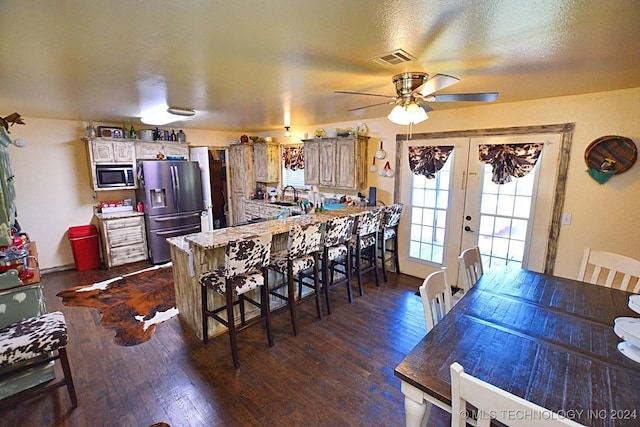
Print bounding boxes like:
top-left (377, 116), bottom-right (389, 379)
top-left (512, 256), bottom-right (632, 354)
top-left (95, 165), bottom-right (135, 188)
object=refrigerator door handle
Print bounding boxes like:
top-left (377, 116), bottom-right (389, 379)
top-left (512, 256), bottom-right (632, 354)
top-left (170, 165), bottom-right (180, 211)
top-left (152, 212), bottom-right (201, 222)
top-left (155, 225), bottom-right (200, 236)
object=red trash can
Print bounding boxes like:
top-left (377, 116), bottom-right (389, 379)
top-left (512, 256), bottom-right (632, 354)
top-left (68, 225), bottom-right (101, 271)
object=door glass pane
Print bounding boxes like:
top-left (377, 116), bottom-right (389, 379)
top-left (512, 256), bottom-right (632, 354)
top-left (477, 160), bottom-right (539, 269)
top-left (408, 151), bottom-right (453, 264)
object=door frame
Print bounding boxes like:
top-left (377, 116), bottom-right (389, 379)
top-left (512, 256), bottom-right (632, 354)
top-left (393, 123), bottom-right (575, 275)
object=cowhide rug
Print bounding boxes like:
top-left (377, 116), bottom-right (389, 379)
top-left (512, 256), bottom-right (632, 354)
top-left (56, 263), bottom-right (177, 346)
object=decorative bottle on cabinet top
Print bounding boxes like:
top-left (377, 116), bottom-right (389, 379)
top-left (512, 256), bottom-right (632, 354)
top-left (177, 130), bottom-right (186, 142)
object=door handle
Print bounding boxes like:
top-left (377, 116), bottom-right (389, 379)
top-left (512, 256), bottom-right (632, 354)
top-left (464, 225), bottom-right (474, 232)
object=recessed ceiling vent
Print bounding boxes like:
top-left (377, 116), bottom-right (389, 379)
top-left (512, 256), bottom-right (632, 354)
top-left (369, 49), bottom-right (417, 66)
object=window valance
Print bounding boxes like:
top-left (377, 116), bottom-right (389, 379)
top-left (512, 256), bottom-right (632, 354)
top-left (408, 145), bottom-right (454, 179)
top-left (478, 143), bottom-right (544, 184)
top-left (282, 145), bottom-right (304, 170)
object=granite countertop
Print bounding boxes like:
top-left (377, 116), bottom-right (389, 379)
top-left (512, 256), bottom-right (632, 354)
top-left (169, 205), bottom-right (372, 250)
top-left (95, 211), bottom-right (145, 220)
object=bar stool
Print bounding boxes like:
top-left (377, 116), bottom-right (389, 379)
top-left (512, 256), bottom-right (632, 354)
top-left (322, 214), bottom-right (357, 314)
top-left (0, 311), bottom-right (78, 409)
top-left (268, 221), bottom-right (323, 336)
top-left (378, 203), bottom-right (404, 282)
top-left (199, 233), bottom-right (273, 369)
top-left (351, 207), bottom-right (384, 293)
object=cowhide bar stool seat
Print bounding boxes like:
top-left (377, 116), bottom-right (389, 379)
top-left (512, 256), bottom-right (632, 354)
top-left (199, 233), bottom-right (273, 369)
top-left (0, 311), bottom-right (78, 408)
top-left (268, 221), bottom-right (323, 336)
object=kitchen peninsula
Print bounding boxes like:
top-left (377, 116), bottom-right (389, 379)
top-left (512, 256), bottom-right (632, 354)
top-left (167, 206), bottom-right (372, 340)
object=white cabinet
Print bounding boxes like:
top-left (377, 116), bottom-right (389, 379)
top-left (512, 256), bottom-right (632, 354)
top-left (98, 214), bottom-right (148, 268)
top-left (90, 139), bottom-right (135, 164)
top-left (253, 142), bottom-right (280, 183)
top-left (304, 136), bottom-right (368, 189)
top-left (135, 141), bottom-right (189, 160)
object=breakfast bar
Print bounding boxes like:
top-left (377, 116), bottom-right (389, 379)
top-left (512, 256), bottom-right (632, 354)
top-left (167, 206), bottom-right (371, 340)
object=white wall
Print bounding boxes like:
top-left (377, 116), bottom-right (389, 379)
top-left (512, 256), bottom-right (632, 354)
top-left (6, 86), bottom-right (640, 279)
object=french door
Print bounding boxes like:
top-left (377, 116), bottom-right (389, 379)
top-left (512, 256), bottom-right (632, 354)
top-left (397, 133), bottom-right (562, 285)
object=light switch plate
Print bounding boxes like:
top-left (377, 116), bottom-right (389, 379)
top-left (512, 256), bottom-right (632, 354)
top-left (561, 213), bottom-right (572, 225)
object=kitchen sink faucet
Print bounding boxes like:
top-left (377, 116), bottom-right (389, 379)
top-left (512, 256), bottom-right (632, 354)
top-left (282, 185), bottom-right (298, 203)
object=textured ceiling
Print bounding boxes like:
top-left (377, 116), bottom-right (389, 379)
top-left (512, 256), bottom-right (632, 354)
top-left (1, 0), bottom-right (639, 132)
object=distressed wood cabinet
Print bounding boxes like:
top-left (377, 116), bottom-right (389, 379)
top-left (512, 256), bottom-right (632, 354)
top-left (303, 136), bottom-right (368, 189)
top-left (228, 144), bottom-right (255, 224)
top-left (135, 141), bottom-right (189, 160)
top-left (97, 214), bottom-right (148, 268)
top-left (90, 139), bottom-right (135, 164)
top-left (253, 142), bottom-right (280, 183)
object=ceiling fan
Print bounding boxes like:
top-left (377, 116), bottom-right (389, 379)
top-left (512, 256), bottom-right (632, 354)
top-left (336, 72), bottom-right (499, 125)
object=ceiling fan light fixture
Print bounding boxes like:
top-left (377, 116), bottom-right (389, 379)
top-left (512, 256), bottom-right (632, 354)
top-left (167, 107), bottom-right (196, 117)
top-left (387, 103), bottom-right (428, 125)
top-left (141, 106), bottom-right (196, 125)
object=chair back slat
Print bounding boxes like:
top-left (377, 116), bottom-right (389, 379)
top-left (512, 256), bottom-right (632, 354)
top-left (324, 215), bottom-right (356, 247)
top-left (225, 234), bottom-right (272, 278)
top-left (578, 247), bottom-right (640, 291)
top-left (458, 246), bottom-right (484, 292)
top-left (419, 267), bottom-right (453, 333)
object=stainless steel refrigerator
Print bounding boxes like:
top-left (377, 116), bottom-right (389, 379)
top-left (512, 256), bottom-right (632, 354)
top-left (136, 160), bottom-right (204, 264)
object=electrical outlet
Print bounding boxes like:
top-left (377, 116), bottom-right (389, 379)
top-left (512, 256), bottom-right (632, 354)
top-left (561, 213), bottom-right (572, 225)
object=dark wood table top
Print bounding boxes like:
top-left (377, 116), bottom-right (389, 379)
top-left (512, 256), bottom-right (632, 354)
top-left (394, 267), bottom-right (640, 426)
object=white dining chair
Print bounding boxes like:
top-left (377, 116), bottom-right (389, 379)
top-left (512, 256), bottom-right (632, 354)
top-left (577, 248), bottom-right (640, 292)
top-left (458, 246), bottom-right (484, 293)
top-left (450, 362), bottom-right (584, 427)
top-left (419, 267), bottom-right (453, 333)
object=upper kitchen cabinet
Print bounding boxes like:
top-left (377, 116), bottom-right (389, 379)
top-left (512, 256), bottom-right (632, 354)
top-left (89, 138), bottom-right (135, 164)
top-left (253, 142), bottom-right (280, 183)
top-left (135, 141), bottom-right (190, 160)
top-left (303, 136), bottom-right (368, 190)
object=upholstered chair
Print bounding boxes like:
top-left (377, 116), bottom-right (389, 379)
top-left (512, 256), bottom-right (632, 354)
top-left (199, 233), bottom-right (273, 368)
top-left (268, 221), bottom-right (323, 335)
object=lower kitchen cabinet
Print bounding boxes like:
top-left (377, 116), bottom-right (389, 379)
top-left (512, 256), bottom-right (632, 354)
top-left (97, 213), bottom-right (148, 268)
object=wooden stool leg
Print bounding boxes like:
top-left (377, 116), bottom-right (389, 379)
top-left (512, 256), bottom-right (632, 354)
top-left (201, 285), bottom-right (209, 344)
top-left (262, 268), bottom-right (274, 347)
top-left (313, 256), bottom-right (322, 320)
top-left (287, 262), bottom-right (298, 336)
top-left (58, 347), bottom-right (78, 407)
top-left (225, 285), bottom-right (240, 369)
top-left (381, 238), bottom-right (389, 282)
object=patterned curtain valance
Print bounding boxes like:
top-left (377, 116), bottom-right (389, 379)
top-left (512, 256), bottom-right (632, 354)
top-left (408, 145), bottom-right (454, 179)
top-left (478, 143), bottom-right (544, 184)
top-left (282, 145), bottom-right (304, 170)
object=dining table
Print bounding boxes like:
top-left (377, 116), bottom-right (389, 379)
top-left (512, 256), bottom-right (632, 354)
top-left (394, 267), bottom-right (640, 427)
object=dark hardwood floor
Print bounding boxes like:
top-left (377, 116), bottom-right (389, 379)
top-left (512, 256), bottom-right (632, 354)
top-left (1, 262), bottom-right (450, 427)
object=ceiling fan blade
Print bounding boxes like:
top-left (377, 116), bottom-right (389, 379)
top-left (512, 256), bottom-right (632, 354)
top-left (335, 90), bottom-right (396, 99)
top-left (347, 100), bottom-right (397, 112)
top-left (418, 74), bottom-right (460, 96)
top-left (428, 92), bottom-right (499, 102)
top-left (416, 101), bottom-right (433, 113)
